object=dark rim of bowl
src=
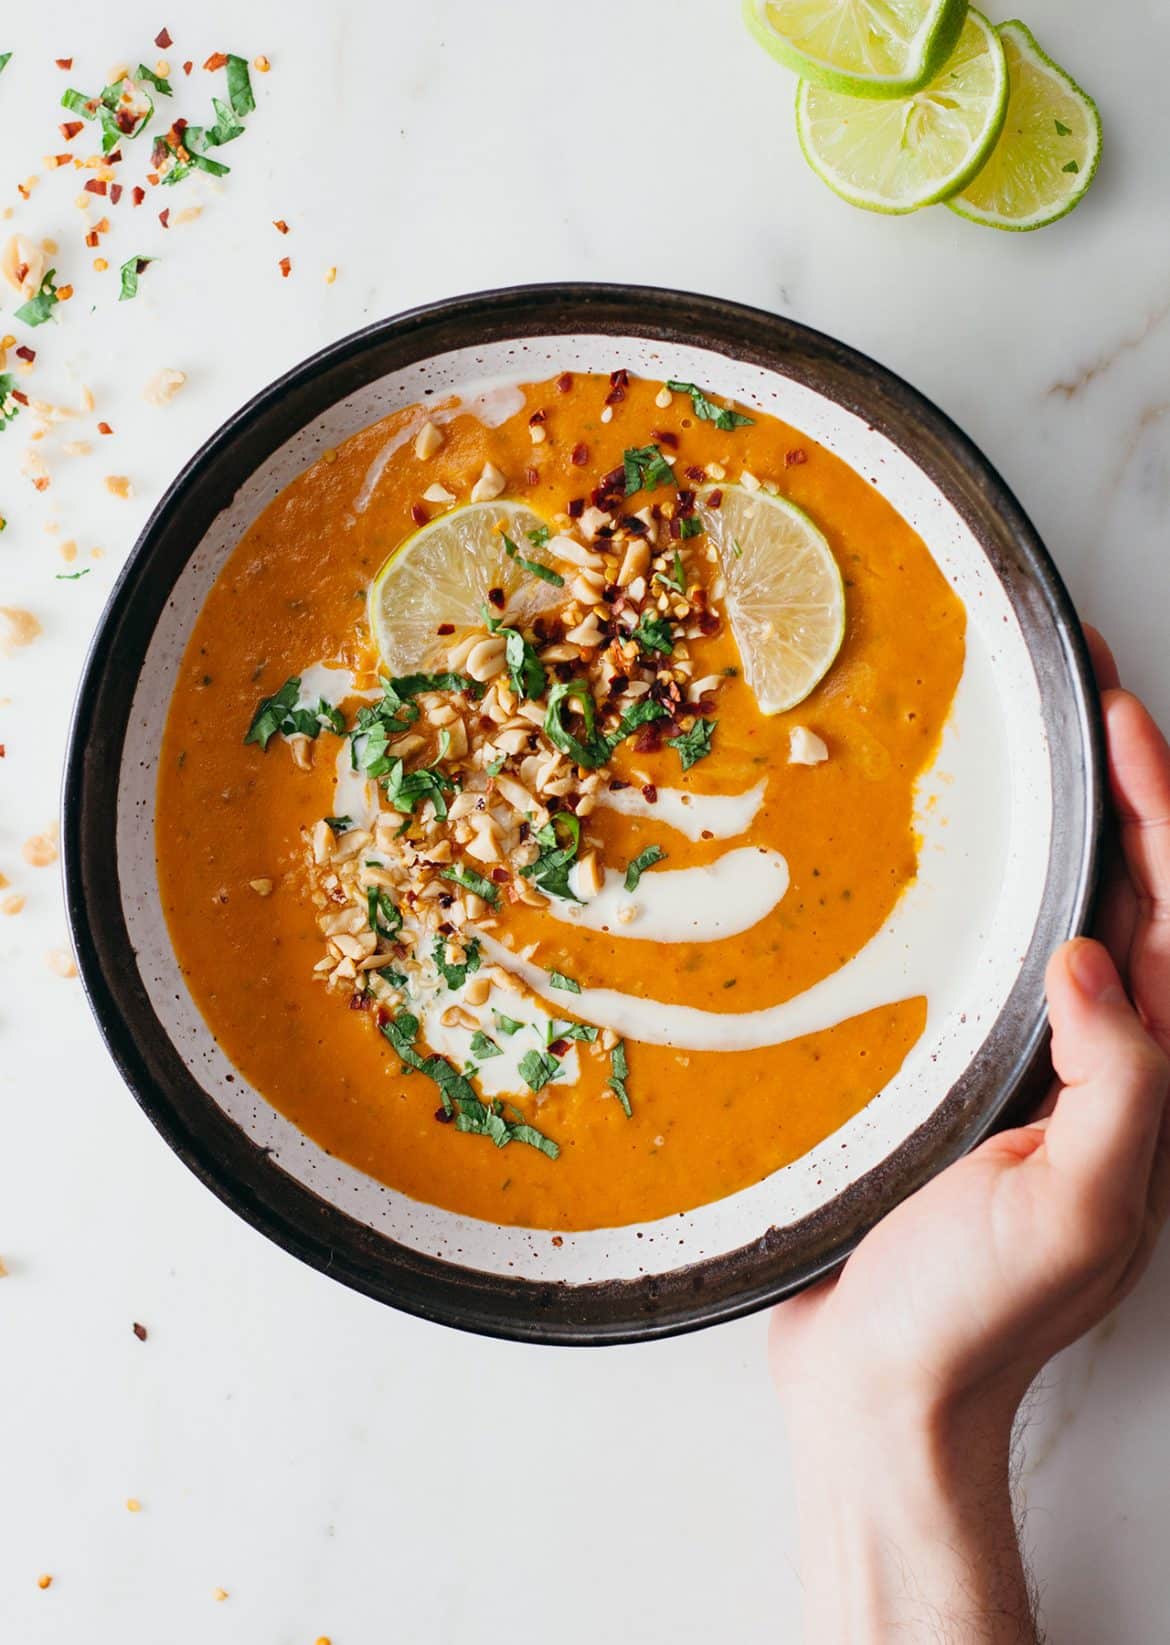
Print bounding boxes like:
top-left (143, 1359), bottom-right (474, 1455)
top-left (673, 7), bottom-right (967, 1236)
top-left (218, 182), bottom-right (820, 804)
top-left (61, 282), bottom-right (1104, 1346)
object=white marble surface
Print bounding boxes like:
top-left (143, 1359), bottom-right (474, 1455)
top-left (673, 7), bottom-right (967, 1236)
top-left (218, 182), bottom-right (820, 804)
top-left (1, 2), bottom-right (1168, 1640)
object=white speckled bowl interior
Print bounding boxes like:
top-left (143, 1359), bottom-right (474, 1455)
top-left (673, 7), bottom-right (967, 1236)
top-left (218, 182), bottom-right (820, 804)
top-left (64, 287), bottom-right (1102, 1342)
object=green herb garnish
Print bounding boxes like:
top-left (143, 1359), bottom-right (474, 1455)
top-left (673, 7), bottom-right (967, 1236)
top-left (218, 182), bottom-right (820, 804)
top-left (118, 255), bottom-right (153, 301)
top-left (0, 53), bottom-right (11, 75)
top-left (367, 887), bottom-right (402, 940)
top-left (520, 811), bottom-right (581, 902)
top-left (668, 718), bottom-right (716, 771)
top-left (0, 374), bottom-right (20, 431)
top-left (15, 270), bottom-right (59, 328)
top-left (493, 1010), bottom-right (523, 1036)
top-left (678, 516), bottom-right (702, 540)
top-left (623, 443), bottom-right (676, 495)
top-left (468, 1030), bottom-right (502, 1061)
top-left (55, 569), bottom-right (92, 580)
top-left (548, 969), bottom-right (580, 994)
top-left (135, 64), bottom-right (173, 97)
top-left (205, 95), bottom-right (245, 146)
top-left (440, 863), bottom-right (500, 906)
top-left (633, 611), bottom-right (673, 655)
top-left (527, 525), bottom-right (551, 548)
top-left (666, 380), bottom-right (754, 431)
top-left (518, 1048), bottom-right (562, 1094)
top-left (547, 1020), bottom-right (598, 1044)
top-left (503, 533), bottom-right (564, 586)
top-left (432, 935), bottom-right (481, 990)
top-left (655, 550), bottom-right (688, 591)
top-left (608, 1040), bottom-right (632, 1117)
top-left (225, 54), bottom-right (256, 116)
top-left (543, 678), bottom-right (606, 768)
top-left (1055, 118), bottom-right (1071, 135)
top-left (324, 815), bottom-right (353, 835)
top-left (624, 845), bottom-right (667, 892)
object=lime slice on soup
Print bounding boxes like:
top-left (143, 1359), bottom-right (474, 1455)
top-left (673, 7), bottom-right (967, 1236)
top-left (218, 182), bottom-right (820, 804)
top-left (948, 21), bottom-right (1102, 231)
top-left (697, 483), bottom-right (845, 715)
top-left (742, 0), bottom-right (968, 100)
top-left (795, 8), bottom-right (1008, 214)
top-left (368, 500), bottom-right (559, 674)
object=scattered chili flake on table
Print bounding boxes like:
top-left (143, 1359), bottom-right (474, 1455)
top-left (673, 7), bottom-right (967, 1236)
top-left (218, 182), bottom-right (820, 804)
top-left (273, 218), bottom-right (289, 234)
top-left (132, 1321), bottom-right (148, 1340)
top-left (155, 27), bottom-right (173, 49)
top-left (37, 1574), bottom-right (53, 1590)
top-left (278, 256), bottom-right (290, 277)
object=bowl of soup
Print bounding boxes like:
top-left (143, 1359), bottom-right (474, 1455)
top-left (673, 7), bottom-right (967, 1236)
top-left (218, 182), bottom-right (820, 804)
top-left (62, 284), bottom-right (1103, 1343)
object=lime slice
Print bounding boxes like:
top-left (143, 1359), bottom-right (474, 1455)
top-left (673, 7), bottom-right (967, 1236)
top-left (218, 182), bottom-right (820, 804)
top-left (367, 500), bottom-right (560, 675)
top-left (795, 9), bottom-right (1008, 214)
top-left (743, 0), bottom-right (967, 100)
top-left (697, 484), bottom-right (845, 715)
top-left (948, 22), bottom-right (1101, 231)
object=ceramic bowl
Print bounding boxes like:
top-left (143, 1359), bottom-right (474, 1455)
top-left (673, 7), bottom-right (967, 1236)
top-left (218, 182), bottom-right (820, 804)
top-left (63, 284), bottom-right (1104, 1344)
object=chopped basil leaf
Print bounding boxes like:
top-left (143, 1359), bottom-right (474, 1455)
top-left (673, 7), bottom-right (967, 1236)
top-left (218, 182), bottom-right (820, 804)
top-left (548, 969), bottom-right (580, 994)
top-left (526, 525), bottom-right (550, 547)
top-left (244, 676), bottom-right (300, 749)
top-left (55, 569), bottom-right (91, 580)
top-left (518, 1048), bottom-right (562, 1093)
top-left (390, 670), bottom-right (480, 699)
top-left (383, 758), bottom-right (455, 819)
top-left (61, 88), bottom-right (97, 118)
top-left (504, 626), bottom-right (546, 701)
top-left (543, 678), bottom-right (606, 768)
top-left (666, 380), bottom-right (754, 431)
top-left (382, 1016), bottom-right (558, 1156)
top-left (668, 717), bottom-right (716, 771)
top-left (655, 550), bottom-right (687, 591)
top-left (633, 611), bottom-right (673, 655)
top-left (520, 811), bottom-right (581, 902)
top-left (0, 53), bottom-right (11, 75)
top-left (550, 1020), bottom-right (599, 1044)
top-left (623, 443), bottom-right (676, 496)
top-left (118, 255), bottom-right (153, 301)
top-left (493, 1010), bottom-right (523, 1036)
top-left (377, 965), bottom-right (409, 990)
top-left (624, 844), bottom-right (667, 892)
top-left (440, 863), bottom-right (500, 905)
top-left (205, 95), bottom-right (245, 146)
top-left (324, 815), bottom-right (352, 835)
top-left (366, 887), bottom-right (402, 940)
top-left (486, 755), bottom-right (505, 777)
top-left (0, 373), bottom-right (20, 431)
top-left (225, 53), bottom-right (256, 116)
top-left (503, 533), bottom-right (564, 586)
top-left (15, 270), bottom-right (59, 328)
top-left (469, 1030), bottom-right (502, 1061)
top-left (678, 515), bottom-right (702, 539)
top-left (608, 1040), bottom-right (633, 1117)
top-left (135, 64), bottom-right (173, 96)
top-left (432, 935), bottom-right (481, 990)
top-left (606, 698), bottom-right (668, 751)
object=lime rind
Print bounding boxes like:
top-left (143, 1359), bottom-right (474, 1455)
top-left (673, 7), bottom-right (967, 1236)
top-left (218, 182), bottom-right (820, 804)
top-left (794, 9), bottom-right (1008, 215)
top-left (947, 20), bottom-right (1102, 232)
top-left (367, 500), bottom-right (559, 676)
top-left (743, 0), bottom-right (969, 100)
top-left (697, 483), bottom-right (845, 715)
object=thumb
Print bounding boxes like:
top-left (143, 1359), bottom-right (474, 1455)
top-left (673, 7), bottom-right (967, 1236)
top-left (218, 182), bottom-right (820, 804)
top-left (1043, 939), bottom-right (1168, 1210)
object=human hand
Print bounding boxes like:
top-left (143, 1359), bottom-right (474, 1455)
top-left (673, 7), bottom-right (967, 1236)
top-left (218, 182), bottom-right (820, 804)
top-left (770, 628), bottom-right (1170, 1642)
top-left (771, 629), bottom-right (1170, 1428)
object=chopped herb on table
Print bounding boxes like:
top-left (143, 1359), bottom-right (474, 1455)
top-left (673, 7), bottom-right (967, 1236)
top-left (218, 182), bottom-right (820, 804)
top-left (14, 271), bottom-right (59, 328)
top-left (118, 255), bottom-right (153, 301)
top-left (0, 374), bottom-right (20, 430)
top-left (666, 380), bottom-right (755, 431)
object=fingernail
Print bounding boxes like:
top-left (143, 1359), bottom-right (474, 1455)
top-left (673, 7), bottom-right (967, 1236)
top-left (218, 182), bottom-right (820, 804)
top-left (1068, 940), bottom-right (1125, 1003)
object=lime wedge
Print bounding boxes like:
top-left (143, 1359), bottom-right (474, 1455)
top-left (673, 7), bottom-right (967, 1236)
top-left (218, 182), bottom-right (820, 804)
top-left (697, 484), bottom-right (845, 715)
top-left (948, 21), bottom-right (1101, 231)
top-left (367, 500), bottom-right (560, 675)
top-left (743, 0), bottom-right (968, 100)
top-left (795, 9), bottom-right (1008, 213)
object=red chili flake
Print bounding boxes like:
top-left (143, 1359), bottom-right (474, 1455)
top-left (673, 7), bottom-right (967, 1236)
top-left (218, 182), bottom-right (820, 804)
top-left (97, 422), bottom-right (114, 436)
top-left (278, 257), bottom-right (291, 278)
top-left (159, 208), bottom-right (170, 227)
top-left (375, 1004), bottom-right (392, 1029)
top-left (570, 442), bottom-right (588, 467)
top-left (16, 184), bottom-right (30, 200)
top-left (555, 371), bottom-right (573, 393)
top-left (592, 466), bottom-right (626, 510)
top-left (684, 464), bottom-right (706, 483)
top-left (487, 586), bottom-right (505, 609)
top-left (0, 746), bottom-right (5, 757)
top-left (528, 408), bottom-right (546, 426)
top-left (11, 389), bottom-right (30, 406)
top-left (15, 346), bottom-right (35, 363)
top-left (641, 783), bottom-right (658, 804)
top-left (204, 51), bottom-right (229, 70)
top-left (706, 488), bottom-right (723, 508)
top-left (676, 487), bottom-right (695, 514)
top-left (132, 185), bottom-right (145, 205)
top-left (609, 368), bottom-right (629, 390)
top-left (567, 497), bottom-right (584, 518)
top-left (155, 27), bottom-right (173, 48)
top-left (652, 429), bottom-right (679, 449)
top-left (348, 992), bottom-right (370, 1012)
top-left (698, 609), bottom-right (721, 636)
top-left (183, 60), bottom-right (193, 75)
top-left (634, 721), bottom-right (664, 754)
top-left (55, 58), bottom-right (73, 70)
top-left (132, 1322), bottom-right (148, 1341)
top-left (106, 148), bottom-right (122, 164)
top-left (604, 383), bottom-right (625, 406)
top-left (785, 448), bottom-right (808, 467)
top-left (172, 116), bottom-right (188, 137)
top-left (410, 503), bottom-right (428, 526)
top-left (85, 230), bottom-right (100, 248)
top-left (60, 120), bottom-right (84, 140)
top-left (523, 466), bottom-right (539, 487)
top-left (490, 866), bottom-right (509, 884)
top-left (549, 1038), bottom-right (570, 1058)
top-left (273, 218), bottom-right (289, 234)
top-left (84, 178), bottom-right (107, 196)
top-left (434, 1107), bottom-right (454, 1124)
top-left (551, 1234), bottom-right (564, 1248)
top-left (436, 622), bottom-right (455, 636)
top-left (115, 109), bottom-right (138, 134)
top-left (110, 183), bottom-right (123, 204)
top-left (606, 672), bottom-right (628, 697)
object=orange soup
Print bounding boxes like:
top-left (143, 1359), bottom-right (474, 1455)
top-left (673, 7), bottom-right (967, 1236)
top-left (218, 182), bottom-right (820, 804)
top-left (155, 371), bottom-right (965, 1231)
